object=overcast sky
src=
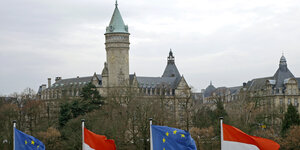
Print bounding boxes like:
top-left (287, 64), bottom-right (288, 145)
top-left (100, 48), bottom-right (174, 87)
top-left (1, 0), bottom-right (300, 95)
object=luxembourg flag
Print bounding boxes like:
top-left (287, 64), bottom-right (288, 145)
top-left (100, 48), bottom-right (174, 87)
top-left (82, 120), bottom-right (116, 150)
top-left (221, 119), bottom-right (280, 150)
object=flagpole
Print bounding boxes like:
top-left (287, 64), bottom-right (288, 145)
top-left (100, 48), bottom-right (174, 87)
top-left (220, 117), bottom-right (223, 150)
top-left (149, 118), bottom-right (153, 150)
top-left (82, 119), bottom-right (85, 150)
top-left (13, 120), bottom-right (16, 150)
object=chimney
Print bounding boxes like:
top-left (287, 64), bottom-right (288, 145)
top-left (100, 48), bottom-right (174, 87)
top-left (55, 77), bottom-right (62, 82)
top-left (48, 78), bottom-right (51, 88)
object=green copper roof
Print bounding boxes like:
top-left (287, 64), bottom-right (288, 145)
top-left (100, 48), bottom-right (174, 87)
top-left (106, 2), bottom-right (128, 34)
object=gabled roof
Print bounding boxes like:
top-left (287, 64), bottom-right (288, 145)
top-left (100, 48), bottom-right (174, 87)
top-left (105, 2), bottom-right (128, 34)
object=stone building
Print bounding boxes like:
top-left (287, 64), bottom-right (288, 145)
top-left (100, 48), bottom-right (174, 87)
top-left (244, 55), bottom-right (300, 113)
top-left (201, 55), bottom-right (300, 113)
top-left (200, 81), bottom-right (241, 104)
top-left (37, 2), bottom-right (191, 124)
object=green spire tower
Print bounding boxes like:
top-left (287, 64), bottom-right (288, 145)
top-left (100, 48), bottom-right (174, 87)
top-left (104, 1), bottom-right (130, 88)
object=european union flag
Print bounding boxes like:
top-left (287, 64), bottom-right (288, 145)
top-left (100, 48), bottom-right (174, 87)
top-left (151, 125), bottom-right (197, 150)
top-left (15, 128), bottom-right (45, 150)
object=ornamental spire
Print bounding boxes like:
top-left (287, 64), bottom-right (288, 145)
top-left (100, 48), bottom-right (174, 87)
top-left (168, 49), bottom-right (175, 64)
top-left (106, 1), bottom-right (128, 33)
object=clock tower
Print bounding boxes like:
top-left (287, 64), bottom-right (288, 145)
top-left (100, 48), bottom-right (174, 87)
top-left (104, 1), bottom-right (130, 87)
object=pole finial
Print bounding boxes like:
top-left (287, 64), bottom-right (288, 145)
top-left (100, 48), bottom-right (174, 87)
top-left (149, 118), bottom-right (152, 121)
top-left (81, 119), bottom-right (85, 122)
top-left (13, 120), bottom-right (16, 124)
top-left (219, 117), bottom-right (223, 120)
top-left (115, 0), bottom-right (118, 7)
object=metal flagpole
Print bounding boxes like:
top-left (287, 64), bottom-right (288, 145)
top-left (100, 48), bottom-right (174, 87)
top-left (13, 120), bottom-right (16, 150)
top-left (81, 119), bottom-right (85, 150)
top-left (149, 118), bottom-right (153, 150)
top-left (220, 117), bottom-right (223, 150)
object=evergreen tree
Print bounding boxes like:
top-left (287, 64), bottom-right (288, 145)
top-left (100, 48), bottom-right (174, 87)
top-left (59, 82), bottom-right (103, 127)
top-left (281, 104), bottom-right (300, 136)
top-left (59, 102), bottom-right (72, 127)
top-left (80, 82), bottom-right (103, 110)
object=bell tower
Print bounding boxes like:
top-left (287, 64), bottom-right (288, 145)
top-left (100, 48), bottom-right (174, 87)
top-left (104, 1), bottom-right (130, 87)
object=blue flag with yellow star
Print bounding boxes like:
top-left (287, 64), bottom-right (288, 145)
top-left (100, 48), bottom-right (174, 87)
top-left (151, 125), bottom-right (197, 150)
top-left (15, 128), bottom-right (45, 150)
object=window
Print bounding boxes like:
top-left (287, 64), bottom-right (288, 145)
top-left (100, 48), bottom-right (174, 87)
top-left (280, 98), bottom-right (283, 106)
top-left (288, 99), bottom-right (291, 105)
top-left (295, 99), bottom-right (298, 107)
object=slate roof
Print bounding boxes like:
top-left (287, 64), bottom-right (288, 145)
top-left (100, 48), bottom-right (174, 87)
top-left (246, 77), bottom-right (273, 91)
top-left (136, 76), bottom-right (178, 89)
top-left (273, 67), bottom-right (294, 88)
top-left (204, 84), bottom-right (216, 97)
top-left (296, 78), bottom-right (300, 89)
top-left (162, 50), bottom-right (181, 78)
top-left (162, 63), bottom-right (181, 78)
top-left (228, 86), bottom-right (242, 94)
top-left (49, 75), bottom-right (102, 89)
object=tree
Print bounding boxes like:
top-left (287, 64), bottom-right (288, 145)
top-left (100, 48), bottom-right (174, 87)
top-left (80, 82), bottom-right (103, 109)
top-left (0, 103), bottom-right (18, 150)
top-left (280, 125), bottom-right (300, 150)
top-left (59, 102), bottom-right (72, 127)
top-left (59, 82), bottom-right (104, 127)
top-left (37, 127), bottom-right (62, 150)
top-left (281, 104), bottom-right (300, 136)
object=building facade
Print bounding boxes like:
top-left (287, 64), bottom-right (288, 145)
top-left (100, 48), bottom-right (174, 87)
top-left (201, 55), bottom-right (300, 113)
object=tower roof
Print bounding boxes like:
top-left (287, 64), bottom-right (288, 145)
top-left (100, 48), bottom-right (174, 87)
top-left (106, 1), bottom-right (128, 34)
top-left (273, 55), bottom-right (294, 88)
top-left (204, 82), bottom-right (216, 97)
top-left (162, 50), bottom-right (181, 78)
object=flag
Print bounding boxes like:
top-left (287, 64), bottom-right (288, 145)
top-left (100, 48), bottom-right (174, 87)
top-left (222, 123), bottom-right (280, 150)
top-left (15, 128), bottom-right (45, 150)
top-left (151, 125), bottom-right (197, 150)
top-left (84, 127), bottom-right (116, 150)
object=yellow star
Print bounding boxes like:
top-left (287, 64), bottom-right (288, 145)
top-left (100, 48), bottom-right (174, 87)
top-left (31, 140), bottom-right (34, 145)
top-left (166, 132), bottom-right (169, 136)
top-left (37, 145), bottom-right (40, 149)
top-left (181, 134), bottom-right (185, 138)
top-left (163, 148), bottom-right (165, 150)
top-left (163, 138), bottom-right (166, 143)
top-left (25, 140), bottom-right (27, 145)
top-left (173, 130), bottom-right (177, 134)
